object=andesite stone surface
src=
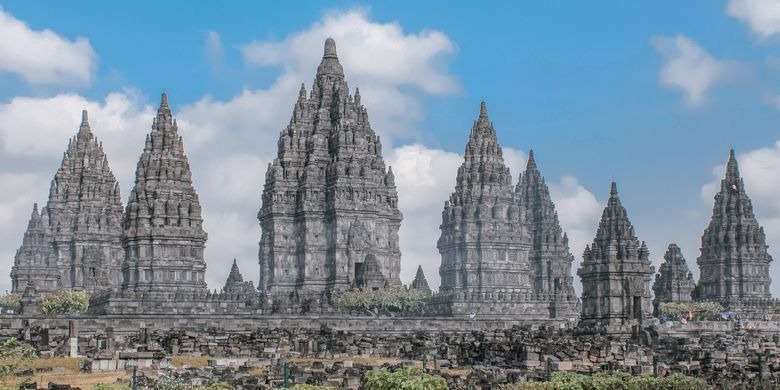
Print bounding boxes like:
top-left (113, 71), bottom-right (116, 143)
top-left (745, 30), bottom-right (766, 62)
top-left (258, 38), bottom-right (402, 306)
top-left (653, 243), bottom-right (695, 313)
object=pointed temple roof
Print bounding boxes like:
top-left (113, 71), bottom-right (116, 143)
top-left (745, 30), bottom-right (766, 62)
top-left (516, 150), bottom-right (576, 298)
top-left (653, 243), bottom-right (694, 304)
top-left (696, 149), bottom-right (772, 301)
top-left (47, 109), bottom-right (124, 235)
top-left (10, 203), bottom-right (60, 293)
top-left (124, 92), bottom-right (205, 235)
top-left (227, 259), bottom-right (244, 284)
top-left (410, 265), bottom-right (432, 296)
top-left (581, 182), bottom-right (651, 267)
top-left (451, 101), bottom-right (513, 202)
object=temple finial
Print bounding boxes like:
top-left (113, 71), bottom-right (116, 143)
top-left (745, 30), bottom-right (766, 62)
top-left (526, 149), bottom-right (537, 171)
top-left (726, 148), bottom-right (740, 180)
top-left (324, 37), bottom-right (337, 58)
top-left (610, 181), bottom-right (618, 197)
top-left (479, 100), bottom-right (488, 119)
top-left (81, 110), bottom-right (88, 124)
top-left (161, 92), bottom-right (169, 107)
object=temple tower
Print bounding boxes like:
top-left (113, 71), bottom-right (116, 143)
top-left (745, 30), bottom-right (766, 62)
top-left (10, 110), bottom-right (124, 294)
top-left (10, 204), bottom-right (61, 293)
top-left (121, 93), bottom-right (207, 293)
top-left (578, 182), bottom-right (654, 331)
top-left (437, 101), bottom-right (529, 296)
top-left (222, 260), bottom-right (255, 295)
top-left (515, 150), bottom-right (579, 316)
top-left (410, 265), bottom-right (432, 297)
top-left (258, 38), bottom-right (402, 305)
top-left (652, 243), bottom-right (694, 313)
top-left (696, 150), bottom-right (772, 303)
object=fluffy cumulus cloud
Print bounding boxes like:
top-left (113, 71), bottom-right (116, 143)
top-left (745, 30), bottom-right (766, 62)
top-left (240, 8), bottom-right (458, 142)
top-left (727, 0), bottom-right (780, 39)
top-left (701, 145), bottom-right (780, 296)
top-left (651, 35), bottom-right (736, 106)
top-left (0, 6), bottom-right (96, 85)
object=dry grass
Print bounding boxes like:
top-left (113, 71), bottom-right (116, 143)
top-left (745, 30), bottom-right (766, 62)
top-left (169, 355), bottom-right (210, 368)
top-left (0, 370), bottom-right (128, 388)
top-left (289, 355), bottom-right (416, 367)
top-left (439, 367), bottom-right (472, 378)
top-left (248, 366), bottom-right (269, 376)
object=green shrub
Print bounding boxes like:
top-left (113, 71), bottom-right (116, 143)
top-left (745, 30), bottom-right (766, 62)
top-left (41, 290), bottom-right (90, 315)
top-left (365, 365), bottom-right (447, 390)
top-left (0, 338), bottom-right (37, 379)
top-left (501, 372), bottom-right (707, 390)
top-left (335, 286), bottom-right (424, 315)
top-left (271, 385), bottom-right (335, 390)
top-left (0, 293), bottom-right (21, 313)
top-left (659, 301), bottom-right (724, 319)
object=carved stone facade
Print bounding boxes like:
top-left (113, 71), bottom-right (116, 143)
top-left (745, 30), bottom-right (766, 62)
top-left (10, 204), bottom-right (61, 293)
top-left (10, 111), bottom-right (124, 294)
top-left (578, 182), bottom-right (654, 332)
top-left (431, 102), bottom-right (578, 319)
top-left (120, 93), bottom-right (208, 293)
top-left (258, 38), bottom-right (402, 304)
top-left (652, 243), bottom-right (694, 313)
top-left (696, 150), bottom-right (772, 303)
top-left (222, 260), bottom-right (256, 295)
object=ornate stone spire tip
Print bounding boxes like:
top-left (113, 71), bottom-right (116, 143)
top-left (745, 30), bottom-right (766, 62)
top-left (324, 37), bottom-right (337, 58)
top-left (610, 181), bottom-right (618, 196)
top-left (479, 100), bottom-right (488, 118)
top-left (161, 92), bottom-right (169, 107)
top-left (81, 110), bottom-right (88, 124)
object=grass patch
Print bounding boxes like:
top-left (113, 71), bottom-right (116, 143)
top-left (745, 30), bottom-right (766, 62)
top-left (439, 367), bottom-right (471, 378)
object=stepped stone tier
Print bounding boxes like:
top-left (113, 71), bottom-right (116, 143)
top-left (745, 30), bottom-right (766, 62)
top-left (90, 94), bottom-right (223, 314)
top-left (10, 204), bottom-right (61, 292)
top-left (410, 265), bottom-right (432, 297)
top-left (430, 102), bottom-right (578, 319)
top-left (652, 243), bottom-right (694, 313)
top-left (696, 150), bottom-right (772, 304)
top-left (10, 111), bottom-right (124, 294)
top-left (578, 182), bottom-right (654, 333)
top-left (258, 38), bottom-right (402, 306)
top-left (120, 93), bottom-right (207, 293)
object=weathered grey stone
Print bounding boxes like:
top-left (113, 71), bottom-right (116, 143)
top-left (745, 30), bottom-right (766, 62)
top-left (10, 111), bottom-right (124, 294)
top-left (696, 149), bottom-right (772, 303)
top-left (120, 93), bottom-right (207, 293)
top-left (258, 38), bottom-right (402, 305)
top-left (653, 243), bottom-right (694, 313)
top-left (410, 265), bottom-right (432, 297)
top-left (578, 182), bottom-right (654, 332)
top-left (222, 259), bottom-right (255, 295)
top-left (10, 204), bottom-right (61, 293)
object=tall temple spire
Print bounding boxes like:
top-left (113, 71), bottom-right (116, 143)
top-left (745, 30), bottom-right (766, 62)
top-left (696, 149), bottom-right (772, 303)
top-left (259, 38), bottom-right (401, 305)
top-left (11, 109), bottom-right (125, 294)
top-left (578, 182), bottom-right (654, 331)
top-left (222, 259), bottom-right (255, 295)
top-left (121, 92), bottom-right (207, 293)
top-left (515, 150), bottom-right (577, 307)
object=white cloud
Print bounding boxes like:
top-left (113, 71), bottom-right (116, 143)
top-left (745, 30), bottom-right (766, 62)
top-left (205, 31), bottom-right (223, 73)
top-left (0, 6), bottom-right (96, 85)
top-left (701, 145), bottom-right (780, 296)
top-left (727, 0), bottom-right (780, 38)
top-left (651, 35), bottom-right (735, 106)
top-left (240, 8), bottom-right (458, 143)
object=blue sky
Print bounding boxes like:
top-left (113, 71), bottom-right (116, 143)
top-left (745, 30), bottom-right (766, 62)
top-left (2, 1), bottom-right (780, 294)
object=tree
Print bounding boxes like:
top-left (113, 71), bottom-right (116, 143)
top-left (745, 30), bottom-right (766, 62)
top-left (365, 366), bottom-right (447, 390)
top-left (41, 290), bottom-right (90, 315)
top-left (0, 338), bottom-right (37, 379)
top-left (335, 287), bottom-right (425, 316)
top-left (0, 293), bottom-right (21, 314)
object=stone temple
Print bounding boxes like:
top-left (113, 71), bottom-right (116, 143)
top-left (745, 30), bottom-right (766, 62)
top-left (257, 38), bottom-right (402, 308)
top-left (7, 38), bottom-right (780, 327)
top-left (695, 150), bottom-right (772, 304)
top-left (10, 111), bottom-right (124, 294)
top-left (429, 102), bottom-right (578, 319)
top-left (578, 182), bottom-right (654, 333)
top-left (652, 243), bottom-right (695, 314)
